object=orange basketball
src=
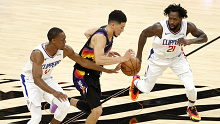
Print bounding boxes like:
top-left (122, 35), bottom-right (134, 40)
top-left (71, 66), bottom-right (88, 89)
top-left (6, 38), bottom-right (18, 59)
top-left (121, 57), bottom-right (141, 76)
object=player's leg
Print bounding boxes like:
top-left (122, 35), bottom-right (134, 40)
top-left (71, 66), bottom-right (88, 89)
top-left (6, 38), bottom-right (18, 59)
top-left (69, 86), bottom-right (101, 123)
top-left (20, 74), bottom-right (43, 123)
top-left (171, 55), bottom-right (198, 105)
top-left (84, 85), bottom-right (102, 124)
top-left (50, 98), bottom-right (70, 123)
top-left (87, 106), bottom-right (102, 124)
top-left (171, 55), bottom-right (200, 121)
top-left (178, 71), bottom-right (197, 106)
top-left (69, 98), bottom-right (91, 114)
top-left (27, 103), bottom-right (42, 124)
top-left (130, 57), bottom-right (167, 101)
top-left (69, 69), bottom-right (92, 113)
top-left (71, 69), bottom-right (102, 123)
top-left (135, 63), bottom-right (164, 94)
top-left (178, 71), bottom-right (201, 121)
top-left (44, 78), bottom-right (70, 123)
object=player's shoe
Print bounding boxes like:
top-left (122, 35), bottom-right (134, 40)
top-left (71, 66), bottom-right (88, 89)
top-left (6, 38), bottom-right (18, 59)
top-left (186, 106), bottom-right (201, 122)
top-left (50, 104), bottom-right (58, 114)
top-left (129, 75), bottom-right (140, 101)
top-left (129, 117), bottom-right (138, 124)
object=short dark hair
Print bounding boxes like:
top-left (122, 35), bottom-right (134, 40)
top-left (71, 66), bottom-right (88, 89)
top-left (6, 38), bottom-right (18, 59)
top-left (47, 27), bottom-right (63, 42)
top-left (108, 10), bottom-right (127, 24)
top-left (164, 4), bottom-right (188, 18)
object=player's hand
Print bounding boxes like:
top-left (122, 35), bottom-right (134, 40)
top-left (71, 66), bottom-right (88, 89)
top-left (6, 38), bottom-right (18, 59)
top-left (122, 49), bottom-right (135, 62)
top-left (104, 69), bottom-right (118, 73)
top-left (114, 63), bottom-right (121, 71)
top-left (52, 91), bottom-right (68, 102)
top-left (104, 63), bottom-right (121, 74)
top-left (177, 39), bottom-right (193, 46)
top-left (108, 51), bottom-right (121, 57)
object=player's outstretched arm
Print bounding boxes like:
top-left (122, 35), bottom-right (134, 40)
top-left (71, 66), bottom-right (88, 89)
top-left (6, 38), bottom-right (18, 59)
top-left (64, 45), bottom-right (118, 73)
top-left (31, 50), bottom-right (67, 102)
top-left (93, 34), bottom-right (135, 65)
top-left (137, 22), bottom-right (162, 62)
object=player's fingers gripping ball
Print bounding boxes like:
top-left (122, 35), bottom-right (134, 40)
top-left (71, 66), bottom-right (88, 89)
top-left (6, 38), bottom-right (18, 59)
top-left (121, 57), bottom-right (141, 76)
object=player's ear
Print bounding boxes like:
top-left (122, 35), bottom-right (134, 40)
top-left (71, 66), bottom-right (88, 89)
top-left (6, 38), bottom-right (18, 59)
top-left (51, 38), bottom-right (56, 44)
top-left (110, 22), bottom-right (115, 28)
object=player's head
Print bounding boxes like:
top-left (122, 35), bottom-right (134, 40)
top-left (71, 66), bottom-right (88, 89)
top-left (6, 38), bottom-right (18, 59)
top-left (164, 4), bottom-right (187, 31)
top-left (108, 10), bottom-right (127, 37)
top-left (47, 27), bottom-right (66, 50)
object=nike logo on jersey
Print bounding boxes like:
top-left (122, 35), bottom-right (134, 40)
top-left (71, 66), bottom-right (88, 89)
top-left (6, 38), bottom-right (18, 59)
top-left (179, 33), bottom-right (184, 35)
top-left (165, 33), bottom-right (170, 35)
top-left (44, 58), bottom-right (49, 61)
top-left (56, 53), bottom-right (61, 56)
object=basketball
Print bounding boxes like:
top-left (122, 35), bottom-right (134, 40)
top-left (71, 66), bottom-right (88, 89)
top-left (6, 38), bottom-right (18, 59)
top-left (121, 57), bottom-right (141, 76)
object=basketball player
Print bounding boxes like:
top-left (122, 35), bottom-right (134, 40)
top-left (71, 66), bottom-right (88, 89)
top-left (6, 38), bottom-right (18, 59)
top-left (68, 10), bottom-right (134, 124)
top-left (129, 4), bottom-right (208, 122)
top-left (20, 27), bottom-right (120, 124)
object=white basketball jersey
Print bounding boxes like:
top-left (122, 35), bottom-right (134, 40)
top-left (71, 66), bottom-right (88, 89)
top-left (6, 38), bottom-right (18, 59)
top-left (22, 42), bottom-right (63, 81)
top-left (152, 19), bottom-right (187, 58)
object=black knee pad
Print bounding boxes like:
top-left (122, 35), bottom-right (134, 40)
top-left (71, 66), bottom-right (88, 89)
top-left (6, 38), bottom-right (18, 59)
top-left (76, 100), bottom-right (91, 114)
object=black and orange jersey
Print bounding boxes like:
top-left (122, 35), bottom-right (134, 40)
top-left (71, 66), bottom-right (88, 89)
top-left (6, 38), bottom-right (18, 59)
top-left (74, 25), bottom-right (113, 77)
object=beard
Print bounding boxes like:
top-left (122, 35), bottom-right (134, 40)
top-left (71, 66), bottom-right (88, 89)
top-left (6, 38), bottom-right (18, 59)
top-left (169, 22), bottom-right (181, 31)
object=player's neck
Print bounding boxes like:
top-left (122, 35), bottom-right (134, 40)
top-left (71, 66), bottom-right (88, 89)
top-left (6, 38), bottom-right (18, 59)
top-left (172, 26), bottom-right (181, 33)
top-left (105, 25), bottom-right (113, 42)
top-left (105, 25), bottom-right (113, 35)
top-left (45, 43), bottom-right (58, 57)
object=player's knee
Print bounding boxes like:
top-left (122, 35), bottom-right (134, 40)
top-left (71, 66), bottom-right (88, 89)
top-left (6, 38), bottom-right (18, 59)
top-left (58, 100), bottom-right (70, 112)
top-left (62, 101), bottom-right (70, 111)
top-left (91, 106), bottom-right (102, 117)
top-left (30, 114), bottom-right (42, 124)
top-left (186, 86), bottom-right (197, 94)
top-left (53, 101), bottom-right (70, 122)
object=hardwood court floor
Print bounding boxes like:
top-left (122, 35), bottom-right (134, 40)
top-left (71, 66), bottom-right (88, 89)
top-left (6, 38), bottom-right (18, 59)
top-left (0, 0), bottom-right (220, 123)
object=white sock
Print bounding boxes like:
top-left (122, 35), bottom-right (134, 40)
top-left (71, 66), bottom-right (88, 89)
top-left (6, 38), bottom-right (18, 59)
top-left (188, 102), bottom-right (195, 107)
top-left (134, 79), bottom-right (139, 86)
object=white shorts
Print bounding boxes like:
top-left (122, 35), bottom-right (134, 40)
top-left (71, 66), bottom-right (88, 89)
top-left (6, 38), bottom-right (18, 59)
top-left (20, 75), bottom-right (65, 109)
top-left (144, 52), bottom-right (191, 79)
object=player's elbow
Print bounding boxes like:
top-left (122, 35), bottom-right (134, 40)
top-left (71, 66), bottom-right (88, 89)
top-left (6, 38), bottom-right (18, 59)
top-left (140, 30), bottom-right (148, 40)
top-left (84, 32), bottom-right (90, 39)
top-left (84, 32), bottom-right (88, 36)
top-left (203, 34), bottom-right (208, 43)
